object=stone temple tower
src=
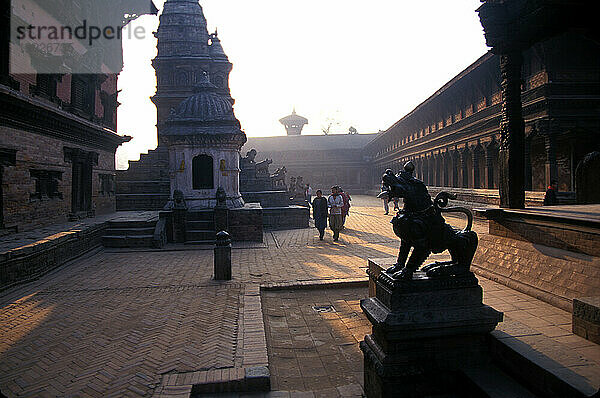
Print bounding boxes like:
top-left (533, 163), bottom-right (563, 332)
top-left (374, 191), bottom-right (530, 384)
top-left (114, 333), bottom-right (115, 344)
top-left (152, 0), bottom-right (233, 145)
top-left (163, 75), bottom-right (246, 209)
top-left (116, 0), bottom-right (235, 211)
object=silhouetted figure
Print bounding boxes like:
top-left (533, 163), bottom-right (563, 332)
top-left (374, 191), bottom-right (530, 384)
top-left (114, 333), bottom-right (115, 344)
top-left (312, 190), bottom-right (328, 240)
top-left (544, 180), bottom-right (559, 206)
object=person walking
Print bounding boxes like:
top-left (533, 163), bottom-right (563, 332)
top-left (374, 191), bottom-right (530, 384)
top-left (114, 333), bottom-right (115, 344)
top-left (306, 184), bottom-right (313, 205)
top-left (328, 186), bottom-right (344, 241)
top-left (340, 188), bottom-right (351, 227)
top-left (312, 190), bottom-right (328, 240)
top-left (380, 185), bottom-right (389, 214)
top-left (393, 197), bottom-right (400, 211)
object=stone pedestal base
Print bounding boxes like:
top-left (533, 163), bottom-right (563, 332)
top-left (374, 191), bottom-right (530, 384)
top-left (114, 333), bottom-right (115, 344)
top-left (360, 263), bottom-right (503, 397)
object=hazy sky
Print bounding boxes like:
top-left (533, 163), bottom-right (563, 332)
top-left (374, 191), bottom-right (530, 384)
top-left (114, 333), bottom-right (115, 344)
top-left (116, 0), bottom-right (489, 169)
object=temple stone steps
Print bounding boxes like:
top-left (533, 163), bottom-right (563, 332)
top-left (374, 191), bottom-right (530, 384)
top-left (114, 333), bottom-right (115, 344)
top-left (185, 210), bottom-right (216, 245)
top-left (102, 219), bottom-right (157, 248)
top-left (102, 234), bottom-right (154, 248)
top-left (116, 147), bottom-right (170, 211)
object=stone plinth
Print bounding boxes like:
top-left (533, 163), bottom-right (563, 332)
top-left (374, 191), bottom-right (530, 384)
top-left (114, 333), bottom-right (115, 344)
top-left (573, 296), bottom-right (600, 344)
top-left (360, 259), bottom-right (503, 397)
top-left (228, 204), bottom-right (263, 242)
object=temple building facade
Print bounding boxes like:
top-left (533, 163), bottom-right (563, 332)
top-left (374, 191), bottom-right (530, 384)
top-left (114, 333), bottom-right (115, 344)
top-left (0, 0), bottom-right (153, 233)
top-left (243, 134), bottom-right (377, 194)
top-left (363, 32), bottom-right (600, 203)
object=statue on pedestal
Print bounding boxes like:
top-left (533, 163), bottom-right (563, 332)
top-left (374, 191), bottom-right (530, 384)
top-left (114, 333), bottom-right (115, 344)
top-left (270, 166), bottom-right (287, 188)
top-left (379, 161), bottom-right (478, 280)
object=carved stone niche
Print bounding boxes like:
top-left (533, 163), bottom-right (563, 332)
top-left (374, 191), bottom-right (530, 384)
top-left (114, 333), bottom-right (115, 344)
top-left (360, 261), bottom-right (503, 398)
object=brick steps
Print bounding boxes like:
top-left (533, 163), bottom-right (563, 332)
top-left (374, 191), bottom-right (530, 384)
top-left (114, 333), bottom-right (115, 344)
top-left (106, 227), bottom-right (155, 236)
top-left (185, 211), bottom-right (216, 245)
top-left (102, 219), bottom-right (158, 248)
top-left (102, 235), bottom-right (154, 248)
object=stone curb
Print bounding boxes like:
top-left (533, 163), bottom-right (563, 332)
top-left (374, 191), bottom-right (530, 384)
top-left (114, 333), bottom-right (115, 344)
top-left (261, 277), bottom-right (369, 291)
top-left (152, 366), bottom-right (270, 398)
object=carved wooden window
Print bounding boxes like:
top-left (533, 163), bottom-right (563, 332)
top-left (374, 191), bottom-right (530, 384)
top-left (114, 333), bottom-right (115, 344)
top-left (71, 75), bottom-right (95, 115)
top-left (192, 155), bottom-right (213, 190)
top-left (35, 74), bottom-right (58, 99)
top-left (30, 170), bottom-right (63, 200)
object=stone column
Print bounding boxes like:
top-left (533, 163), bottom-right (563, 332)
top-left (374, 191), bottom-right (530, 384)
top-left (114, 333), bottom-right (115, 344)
top-left (451, 150), bottom-right (459, 188)
top-left (460, 149), bottom-right (469, 188)
top-left (524, 134), bottom-right (533, 191)
top-left (498, 52), bottom-right (525, 208)
top-left (544, 132), bottom-right (559, 189)
top-left (484, 144), bottom-right (496, 189)
top-left (428, 156), bottom-right (435, 186)
top-left (435, 155), bottom-right (441, 187)
top-left (471, 147), bottom-right (481, 189)
top-left (422, 156), bottom-right (429, 185)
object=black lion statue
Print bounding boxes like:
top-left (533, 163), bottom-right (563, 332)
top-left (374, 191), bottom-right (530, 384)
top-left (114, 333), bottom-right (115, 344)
top-left (378, 162), bottom-right (478, 280)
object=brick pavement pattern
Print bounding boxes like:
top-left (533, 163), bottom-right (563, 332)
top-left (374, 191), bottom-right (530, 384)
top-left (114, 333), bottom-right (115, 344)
top-left (1, 196), bottom-right (598, 397)
top-left (262, 288), bottom-right (369, 397)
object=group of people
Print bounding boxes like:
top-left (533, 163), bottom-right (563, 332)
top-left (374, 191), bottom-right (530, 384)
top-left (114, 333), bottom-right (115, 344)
top-left (311, 186), bottom-right (351, 241)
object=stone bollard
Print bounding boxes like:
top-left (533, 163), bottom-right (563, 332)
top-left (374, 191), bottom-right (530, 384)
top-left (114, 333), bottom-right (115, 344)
top-left (214, 231), bottom-right (232, 280)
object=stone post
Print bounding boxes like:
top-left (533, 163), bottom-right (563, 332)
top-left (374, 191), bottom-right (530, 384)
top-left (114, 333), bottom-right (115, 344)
top-left (498, 51), bottom-right (525, 208)
top-left (214, 231), bottom-right (232, 280)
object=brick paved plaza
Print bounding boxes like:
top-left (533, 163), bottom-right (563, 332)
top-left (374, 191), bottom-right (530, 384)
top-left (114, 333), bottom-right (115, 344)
top-left (1, 196), bottom-right (598, 397)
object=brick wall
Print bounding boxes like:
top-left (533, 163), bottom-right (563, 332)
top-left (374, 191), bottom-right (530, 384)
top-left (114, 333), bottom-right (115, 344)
top-left (1, 127), bottom-right (116, 232)
top-left (473, 231), bottom-right (600, 312)
top-left (488, 218), bottom-right (600, 257)
top-left (0, 222), bottom-right (107, 291)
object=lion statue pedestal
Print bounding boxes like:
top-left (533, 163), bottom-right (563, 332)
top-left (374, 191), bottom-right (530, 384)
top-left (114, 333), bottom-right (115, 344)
top-left (360, 263), bottom-right (503, 397)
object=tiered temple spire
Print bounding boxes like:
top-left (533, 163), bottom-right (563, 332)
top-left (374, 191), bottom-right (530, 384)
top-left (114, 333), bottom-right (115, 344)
top-left (152, 0), bottom-right (233, 144)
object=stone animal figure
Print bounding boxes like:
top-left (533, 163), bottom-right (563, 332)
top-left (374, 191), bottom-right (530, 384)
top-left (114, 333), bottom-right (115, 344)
top-left (271, 166), bottom-right (287, 187)
top-left (379, 162), bottom-right (478, 280)
top-left (255, 158), bottom-right (273, 177)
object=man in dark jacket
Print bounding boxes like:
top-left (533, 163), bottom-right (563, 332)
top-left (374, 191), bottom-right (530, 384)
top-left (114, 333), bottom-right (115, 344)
top-left (312, 190), bottom-right (328, 240)
top-left (544, 180), bottom-right (559, 206)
